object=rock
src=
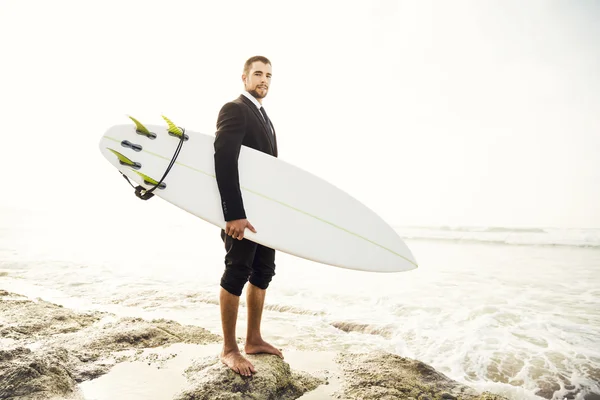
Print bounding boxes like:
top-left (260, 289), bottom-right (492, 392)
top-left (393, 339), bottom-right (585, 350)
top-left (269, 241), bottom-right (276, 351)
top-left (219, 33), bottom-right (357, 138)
top-left (46, 317), bottom-right (221, 382)
top-left (68, 317), bottom-right (221, 352)
top-left (330, 321), bottom-right (394, 339)
top-left (0, 290), bottom-right (21, 297)
top-left (0, 295), bottom-right (103, 341)
top-left (0, 291), bottom-right (222, 399)
top-left (174, 353), bottom-right (324, 400)
top-left (0, 347), bottom-right (76, 400)
top-left (335, 352), bottom-right (509, 400)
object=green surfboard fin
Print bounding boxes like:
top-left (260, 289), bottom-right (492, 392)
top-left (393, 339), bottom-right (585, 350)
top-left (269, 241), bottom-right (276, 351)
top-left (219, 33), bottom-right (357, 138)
top-left (133, 171), bottom-right (166, 189)
top-left (128, 116), bottom-right (157, 139)
top-left (162, 115), bottom-right (187, 139)
top-left (107, 148), bottom-right (141, 170)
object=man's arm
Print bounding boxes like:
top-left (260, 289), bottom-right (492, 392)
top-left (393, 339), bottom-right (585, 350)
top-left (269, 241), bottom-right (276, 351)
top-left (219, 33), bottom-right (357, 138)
top-left (214, 102), bottom-right (247, 222)
top-left (214, 102), bottom-right (257, 240)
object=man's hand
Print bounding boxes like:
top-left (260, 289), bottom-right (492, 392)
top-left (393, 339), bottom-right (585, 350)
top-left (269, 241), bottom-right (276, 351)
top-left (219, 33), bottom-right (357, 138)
top-left (225, 219), bottom-right (257, 240)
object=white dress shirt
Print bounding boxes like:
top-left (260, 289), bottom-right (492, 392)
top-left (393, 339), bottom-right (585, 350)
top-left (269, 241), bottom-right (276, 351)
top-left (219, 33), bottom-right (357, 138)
top-left (242, 90), bottom-right (266, 120)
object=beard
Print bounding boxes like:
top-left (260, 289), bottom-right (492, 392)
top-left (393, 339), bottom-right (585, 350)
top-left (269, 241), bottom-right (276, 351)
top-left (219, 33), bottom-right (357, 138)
top-left (248, 87), bottom-right (267, 99)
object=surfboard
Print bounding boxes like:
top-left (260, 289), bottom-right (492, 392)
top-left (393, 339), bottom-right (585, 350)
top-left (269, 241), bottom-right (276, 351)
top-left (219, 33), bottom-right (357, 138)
top-left (99, 116), bottom-right (418, 273)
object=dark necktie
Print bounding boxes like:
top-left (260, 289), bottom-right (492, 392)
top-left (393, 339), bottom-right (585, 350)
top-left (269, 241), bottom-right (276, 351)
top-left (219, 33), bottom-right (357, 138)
top-left (259, 106), bottom-right (274, 142)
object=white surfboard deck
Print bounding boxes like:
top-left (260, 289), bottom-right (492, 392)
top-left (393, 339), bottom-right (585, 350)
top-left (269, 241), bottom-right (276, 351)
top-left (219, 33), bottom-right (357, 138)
top-left (99, 120), bottom-right (417, 273)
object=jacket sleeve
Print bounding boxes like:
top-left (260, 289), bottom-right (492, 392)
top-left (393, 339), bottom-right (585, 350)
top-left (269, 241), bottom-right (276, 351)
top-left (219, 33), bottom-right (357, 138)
top-left (214, 102), bottom-right (247, 221)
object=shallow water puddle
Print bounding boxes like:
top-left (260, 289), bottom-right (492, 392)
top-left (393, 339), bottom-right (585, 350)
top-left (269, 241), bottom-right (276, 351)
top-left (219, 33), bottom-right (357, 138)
top-left (78, 343), bottom-right (221, 400)
top-left (286, 350), bottom-right (342, 399)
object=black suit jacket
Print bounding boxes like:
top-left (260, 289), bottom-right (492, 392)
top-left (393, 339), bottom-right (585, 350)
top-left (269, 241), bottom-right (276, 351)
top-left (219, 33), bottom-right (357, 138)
top-left (214, 95), bottom-right (278, 221)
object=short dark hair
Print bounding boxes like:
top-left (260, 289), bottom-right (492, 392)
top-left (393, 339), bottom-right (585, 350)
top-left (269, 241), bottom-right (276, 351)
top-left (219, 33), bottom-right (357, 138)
top-left (243, 56), bottom-right (271, 75)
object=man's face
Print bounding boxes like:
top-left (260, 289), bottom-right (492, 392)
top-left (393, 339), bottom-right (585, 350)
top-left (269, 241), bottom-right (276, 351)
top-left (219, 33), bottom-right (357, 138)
top-left (243, 61), bottom-right (272, 100)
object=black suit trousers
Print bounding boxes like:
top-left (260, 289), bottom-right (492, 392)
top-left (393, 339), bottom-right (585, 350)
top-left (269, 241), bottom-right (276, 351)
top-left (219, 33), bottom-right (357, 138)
top-left (220, 230), bottom-right (276, 296)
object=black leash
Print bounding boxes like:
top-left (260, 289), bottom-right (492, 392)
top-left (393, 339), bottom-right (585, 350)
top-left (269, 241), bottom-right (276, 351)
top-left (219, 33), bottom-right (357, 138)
top-left (121, 127), bottom-right (186, 201)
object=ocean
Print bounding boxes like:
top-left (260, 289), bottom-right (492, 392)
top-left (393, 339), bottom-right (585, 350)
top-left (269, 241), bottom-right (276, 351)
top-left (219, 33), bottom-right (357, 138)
top-left (1, 205), bottom-right (599, 399)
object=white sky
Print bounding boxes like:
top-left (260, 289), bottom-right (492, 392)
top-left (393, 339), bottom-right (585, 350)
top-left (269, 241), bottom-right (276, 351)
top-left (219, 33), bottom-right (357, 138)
top-left (1, 0), bottom-right (599, 229)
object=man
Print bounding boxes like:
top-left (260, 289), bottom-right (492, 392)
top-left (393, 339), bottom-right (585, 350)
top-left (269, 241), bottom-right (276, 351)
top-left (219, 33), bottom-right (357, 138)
top-left (214, 56), bottom-right (282, 377)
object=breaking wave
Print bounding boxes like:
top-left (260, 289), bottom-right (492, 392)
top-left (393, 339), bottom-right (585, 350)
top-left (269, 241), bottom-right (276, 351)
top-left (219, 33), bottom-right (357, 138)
top-left (395, 226), bottom-right (600, 248)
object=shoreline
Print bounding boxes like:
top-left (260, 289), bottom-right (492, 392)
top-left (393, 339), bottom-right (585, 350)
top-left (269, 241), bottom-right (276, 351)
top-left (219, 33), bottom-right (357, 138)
top-left (0, 288), bottom-right (512, 399)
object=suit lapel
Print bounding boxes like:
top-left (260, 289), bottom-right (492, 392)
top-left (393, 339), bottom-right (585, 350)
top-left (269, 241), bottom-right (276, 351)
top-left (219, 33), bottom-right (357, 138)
top-left (239, 95), bottom-right (276, 154)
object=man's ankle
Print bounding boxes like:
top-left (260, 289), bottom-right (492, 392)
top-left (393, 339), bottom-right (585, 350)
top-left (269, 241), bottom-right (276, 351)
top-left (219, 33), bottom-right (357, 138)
top-left (246, 335), bottom-right (263, 344)
top-left (222, 345), bottom-right (240, 355)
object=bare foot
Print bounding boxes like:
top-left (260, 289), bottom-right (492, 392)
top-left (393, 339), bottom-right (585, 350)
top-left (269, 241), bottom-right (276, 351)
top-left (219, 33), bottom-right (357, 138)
top-left (245, 339), bottom-right (284, 359)
top-left (221, 349), bottom-right (257, 377)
